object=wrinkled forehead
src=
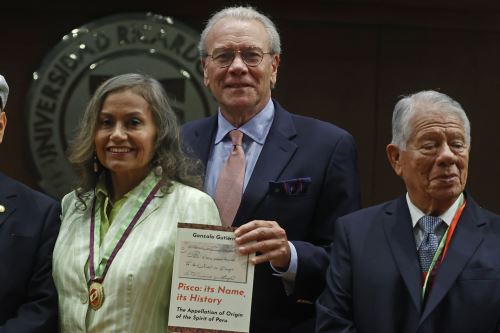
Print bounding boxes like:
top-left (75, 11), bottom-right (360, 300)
top-left (408, 104), bottom-right (466, 136)
top-left (205, 17), bottom-right (270, 51)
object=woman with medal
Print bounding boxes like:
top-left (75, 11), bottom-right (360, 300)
top-left (53, 73), bottom-right (221, 332)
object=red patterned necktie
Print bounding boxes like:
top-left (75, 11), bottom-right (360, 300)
top-left (215, 130), bottom-right (245, 227)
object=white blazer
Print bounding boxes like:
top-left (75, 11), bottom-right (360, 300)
top-left (53, 179), bottom-right (221, 333)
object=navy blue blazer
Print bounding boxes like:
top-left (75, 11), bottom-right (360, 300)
top-left (0, 172), bottom-right (60, 332)
top-left (316, 194), bottom-right (500, 333)
top-left (182, 100), bottom-right (361, 333)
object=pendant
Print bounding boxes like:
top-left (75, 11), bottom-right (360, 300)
top-left (89, 281), bottom-right (104, 310)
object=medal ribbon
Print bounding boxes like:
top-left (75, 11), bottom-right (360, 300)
top-left (89, 176), bottom-right (162, 283)
top-left (421, 197), bottom-right (467, 298)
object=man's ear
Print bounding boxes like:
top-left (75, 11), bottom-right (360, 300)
top-left (270, 54), bottom-right (280, 88)
top-left (0, 111), bottom-right (7, 144)
top-left (386, 143), bottom-right (403, 176)
top-left (201, 57), bottom-right (209, 87)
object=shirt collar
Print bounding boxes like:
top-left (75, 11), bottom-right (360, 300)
top-left (95, 172), bottom-right (154, 202)
top-left (407, 192), bottom-right (464, 228)
top-left (95, 174), bottom-right (110, 200)
top-left (214, 98), bottom-right (274, 144)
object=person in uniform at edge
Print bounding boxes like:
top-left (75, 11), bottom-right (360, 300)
top-left (182, 6), bottom-right (361, 332)
top-left (0, 74), bottom-right (60, 332)
top-left (316, 90), bottom-right (500, 333)
top-left (52, 73), bottom-right (221, 332)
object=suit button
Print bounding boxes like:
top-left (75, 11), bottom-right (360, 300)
top-left (80, 295), bottom-right (88, 304)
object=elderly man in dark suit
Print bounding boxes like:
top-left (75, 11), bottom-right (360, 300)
top-left (316, 90), bottom-right (500, 333)
top-left (182, 6), bottom-right (361, 333)
top-left (0, 75), bottom-right (60, 332)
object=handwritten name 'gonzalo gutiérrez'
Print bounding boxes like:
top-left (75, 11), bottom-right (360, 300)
top-left (192, 233), bottom-right (235, 241)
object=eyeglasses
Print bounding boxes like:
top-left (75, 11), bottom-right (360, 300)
top-left (206, 48), bottom-right (272, 68)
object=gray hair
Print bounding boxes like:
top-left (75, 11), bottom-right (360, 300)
top-left (391, 90), bottom-right (471, 149)
top-left (198, 6), bottom-right (281, 57)
top-left (68, 73), bottom-right (202, 206)
top-left (0, 75), bottom-right (9, 110)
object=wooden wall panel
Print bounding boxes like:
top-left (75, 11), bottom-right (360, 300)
top-left (0, 1), bottom-right (499, 213)
top-left (274, 23), bottom-right (377, 206)
top-left (375, 27), bottom-right (500, 211)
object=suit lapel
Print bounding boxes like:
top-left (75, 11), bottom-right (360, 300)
top-left (77, 208), bottom-right (91, 286)
top-left (133, 192), bottom-right (162, 228)
top-left (419, 199), bottom-right (485, 324)
top-left (103, 184), bottom-right (163, 244)
top-left (188, 115), bottom-right (218, 172)
top-left (234, 103), bottom-right (297, 226)
top-left (0, 173), bottom-right (17, 228)
top-left (382, 197), bottom-right (422, 314)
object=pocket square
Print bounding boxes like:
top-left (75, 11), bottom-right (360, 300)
top-left (269, 177), bottom-right (312, 196)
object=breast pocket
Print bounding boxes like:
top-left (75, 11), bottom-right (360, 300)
top-left (458, 268), bottom-right (500, 280)
top-left (268, 177), bottom-right (312, 197)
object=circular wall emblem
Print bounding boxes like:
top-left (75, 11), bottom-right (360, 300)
top-left (26, 13), bottom-right (216, 198)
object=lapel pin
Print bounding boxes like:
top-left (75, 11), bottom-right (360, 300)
top-left (0, 205), bottom-right (5, 213)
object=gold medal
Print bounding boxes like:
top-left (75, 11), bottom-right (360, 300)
top-left (88, 281), bottom-right (104, 310)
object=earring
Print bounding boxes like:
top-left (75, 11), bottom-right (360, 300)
top-left (154, 160), bottom-right (163, 177)
top-left (93, 154), bottom-right (99, 173)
